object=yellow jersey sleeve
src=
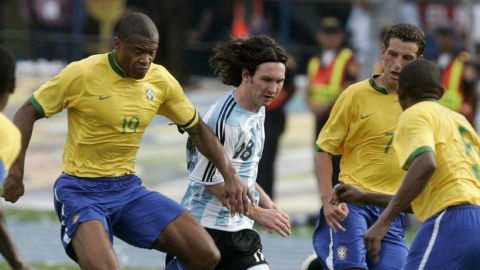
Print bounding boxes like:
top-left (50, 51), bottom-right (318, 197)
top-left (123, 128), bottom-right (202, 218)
top-left (315, 88), bottom-right (352, 155)
top-left (31, 61), bottom-right (85, 117)
top-left (156, 71), bottom-right (199, 130)
top-left (0, 113), bottom-right (21, 170)
top-left (394, 105), bottom-right (435, 170)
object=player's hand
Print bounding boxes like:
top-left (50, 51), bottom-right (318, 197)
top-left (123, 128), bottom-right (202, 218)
top-left (333, 183), bottom-right (365, 204)
top-left (364, 220), bottom-right (390, 263)
top-left (322, 201), bottom-right (348, 232)
top-left (2, 166), bottom-right (25, 203)
top-left (250, 207), bottom-right (291, 237)
top-left (224, 173), bottom-right (254, 216)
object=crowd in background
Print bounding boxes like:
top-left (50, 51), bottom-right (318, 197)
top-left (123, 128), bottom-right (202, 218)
top-left (0, 1), bottom-right (477, 81)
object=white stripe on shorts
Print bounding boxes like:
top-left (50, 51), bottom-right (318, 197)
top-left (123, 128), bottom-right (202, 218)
top-left (418, 210), bottom-right (446, 270)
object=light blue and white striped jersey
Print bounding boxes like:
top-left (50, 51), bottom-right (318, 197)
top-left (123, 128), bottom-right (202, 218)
top-left (182, 90), bottom-right (264, 231)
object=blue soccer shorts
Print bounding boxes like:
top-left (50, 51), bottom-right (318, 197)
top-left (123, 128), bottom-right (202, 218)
top-left (313, 202), bottom-right (408, 269)
top-left (404, 204), bottom-right (480, 270)
top-left (53, 173), bottom-right (185, 261)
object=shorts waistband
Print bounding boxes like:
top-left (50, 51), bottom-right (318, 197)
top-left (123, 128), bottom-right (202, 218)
top-left (445, 204), bottom-right (480, 211)
top-left (61, 172), bottom-right (140, 184)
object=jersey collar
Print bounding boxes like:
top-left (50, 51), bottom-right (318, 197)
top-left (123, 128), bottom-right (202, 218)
top-left (108, 51), bottom-right (127, 78)
top-left (369, 75), bottom-right (389, 95)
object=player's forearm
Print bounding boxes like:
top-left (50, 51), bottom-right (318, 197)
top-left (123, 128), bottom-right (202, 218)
top-left (189, 121), bottom-right (237, 183)
top-left (381, 153), bottom-right (436, 221)
top-left (255, 183), bottom-right (274, 209)
top-left (11, 101), bottom-right (41, 174)
top-left (315, 151), bottom-right (335, 204)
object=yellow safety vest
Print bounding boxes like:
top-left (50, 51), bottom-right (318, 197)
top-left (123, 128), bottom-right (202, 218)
top-left (308, 48), bottom-right (353, 105)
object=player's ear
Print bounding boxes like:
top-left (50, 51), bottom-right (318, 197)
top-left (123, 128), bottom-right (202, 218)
top-left (241, 68), bottom-right (251, 82)
top-left (113, 37), bottom-right (121, 51)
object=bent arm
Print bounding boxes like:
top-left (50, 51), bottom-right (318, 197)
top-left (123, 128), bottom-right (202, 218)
top-left (3, 101), bottom-right (42, 202)
top-left (186, 120), bottom-right (252, 215)
top-left (377, 152), bottom-right (436, 223)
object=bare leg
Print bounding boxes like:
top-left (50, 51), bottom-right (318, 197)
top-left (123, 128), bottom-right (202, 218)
top-left (0, 210), bottom-right (32, 270)
top-left (72, 220), bottom-right (119, 270)
top-left (154, 212), bottom-right (220, 270)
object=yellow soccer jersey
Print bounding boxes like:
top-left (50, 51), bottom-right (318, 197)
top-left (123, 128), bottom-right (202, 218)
top-left (30, 51), bottom-right (199, 177)
top-left (394, 101), bottom-right (480, 221)
top-left (0, 113), bottom-right (21, 171)
top-left (316, 77), bottom-right (405, 194)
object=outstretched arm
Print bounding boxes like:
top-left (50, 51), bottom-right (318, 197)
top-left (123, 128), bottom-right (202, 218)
top-left (187, 120), bottom-right (253, 215)
top-left (364, 152), bottom-right (436, 263)
top-left (3, 101), bottom-right (42, 203)
top-left (333, 184), bottom-right (413, 213)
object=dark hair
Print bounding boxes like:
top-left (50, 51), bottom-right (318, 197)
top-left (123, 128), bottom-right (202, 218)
top-left (399, 59), bottom-right (443, 100)
top-left (209, 35), bottom-right (288, 87)
top-left (383, 24), bottom-right (426, 57)
top-left (115, 12), bottom-right (158, 40)
top-left (0, 46), bottom-right (15, 95)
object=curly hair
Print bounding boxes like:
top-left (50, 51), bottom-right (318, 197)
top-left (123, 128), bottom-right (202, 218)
top-left (399, 59), bottom-right (443, 100)
top-left (209, 35), bottom-right (288, 87)
top-left (383, 24), bottom-right (426, 57)
top-left (0, 46), bottom-right (15, 95)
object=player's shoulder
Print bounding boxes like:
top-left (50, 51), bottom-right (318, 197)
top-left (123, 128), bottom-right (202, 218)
top-left (146, 63), bottom-right (173, 79)
top-left (339, 78), bottom-right (371, 99)
top-left (62, 53), bottom-right (107, 77)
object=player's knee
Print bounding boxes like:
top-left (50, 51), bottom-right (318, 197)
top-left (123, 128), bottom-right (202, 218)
top-left (200, 245), bottom-right (221, 269)
top-left (190, 244), bottom-right (220, 270)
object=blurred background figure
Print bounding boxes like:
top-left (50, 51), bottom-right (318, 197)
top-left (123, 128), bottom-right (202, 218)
top-left (257, 56), bottom-right (297, 200)
top-left (434, 25), bottom-right (478, 126)
top-left (305, 16), bottom-right (359, 188)
top-left (20, 0), bottom-right (75, 61)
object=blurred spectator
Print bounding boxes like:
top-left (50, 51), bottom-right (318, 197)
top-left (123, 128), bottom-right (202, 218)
top-left (434, 25), bottom-right (478, 126)
top-left (257, 56), bottom-right (296, 200)
top-left (306, 17), bottom-right (359, 187)
top-left (20, 0), bottom-right (74, 61)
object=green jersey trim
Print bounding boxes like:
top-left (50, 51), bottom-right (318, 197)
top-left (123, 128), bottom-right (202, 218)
top-left (29, 95), bottom-right (45, 118)
top-left (403, 145), bottom-right (434, 170)
top-left (108, 51), bottom-right (127, 78)
top-left (369, 76), bottom-right (388, 95)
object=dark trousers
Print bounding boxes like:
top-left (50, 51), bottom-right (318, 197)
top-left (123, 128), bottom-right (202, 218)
top-left (257, 109), bottom-right (286, 199)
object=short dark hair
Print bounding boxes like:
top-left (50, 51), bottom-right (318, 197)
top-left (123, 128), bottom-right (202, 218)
top-left (399, 59), bottom-right (443, 100)
top-left (383, 24), bottom-right (426, 57)
top-left (209, 35), bottom-right (288, 87)
top-left (0, 46), bottom-right (15, 95)
top-left (115, 12), bottom-right (158, 40)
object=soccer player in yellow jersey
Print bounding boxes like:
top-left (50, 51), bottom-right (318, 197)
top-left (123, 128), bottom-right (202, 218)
top-left (312, 24), bottom-right (426, 269)
top-left (361, 59), bottom-right (480, 269)
top-left (2, 12), bottom-right (253, 270)
top-left (0, 46), bottom-right (32, 270)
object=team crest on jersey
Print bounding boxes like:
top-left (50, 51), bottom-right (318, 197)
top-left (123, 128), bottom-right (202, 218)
top-left (145, 88), bottom-right (154, 101)
top-left (337, 246), bottom-right (348, 260)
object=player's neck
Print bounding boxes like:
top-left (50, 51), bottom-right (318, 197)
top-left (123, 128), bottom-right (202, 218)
top-left (376, 74), bottom-right (398, 93)
top-left (234, 86), bottom-right (260, 113)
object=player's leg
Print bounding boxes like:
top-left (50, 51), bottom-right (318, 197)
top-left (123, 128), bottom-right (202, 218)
top-left (72, 220), bottom-right (119, 269)
top-left (154, 212), bottom-right (220, 270)
top-left (53, 173), bottom-right (120, 269)
top-left (313, 203), bottom-right (368, 269)
top-left (113, 189), bottom-right (219, 270)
